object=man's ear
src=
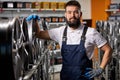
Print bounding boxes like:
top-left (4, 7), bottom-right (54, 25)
top-left (80, 12), bottom-right (83, 22)
top-left (80, 12), bottom-right (82, 17)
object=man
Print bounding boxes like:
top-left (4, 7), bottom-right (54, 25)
top-left (26, 1), bottom-right (112, 80)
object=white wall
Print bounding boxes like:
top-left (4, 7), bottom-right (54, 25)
top-left (78, 0), bottom-right (91, 19)
top-left (111, 0), bottom-right (120, 3)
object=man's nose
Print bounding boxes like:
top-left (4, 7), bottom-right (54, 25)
top-left (71, 12), bottom-right (75, 17)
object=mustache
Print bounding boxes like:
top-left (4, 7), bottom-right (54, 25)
top-left (65, 17), bottom-right (81, 28)
top-left (70, 17), bottom-right (77, 20)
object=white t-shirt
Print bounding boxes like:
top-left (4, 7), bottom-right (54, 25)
top-left (48, 25), bottom-right (107, 59)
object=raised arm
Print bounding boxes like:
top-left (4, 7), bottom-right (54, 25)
top-left (26, 14), bottom-right (51, 40)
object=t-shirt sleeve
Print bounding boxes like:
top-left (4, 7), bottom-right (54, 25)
top-left (48, 26), bottom-right (64, 43)
top-left (48, 28), bottom-right (59, 42)
top-left (92, 28), bottom-right (107, 48)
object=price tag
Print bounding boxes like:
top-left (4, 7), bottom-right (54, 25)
top-left (0, 8), bottom-right (3, 12)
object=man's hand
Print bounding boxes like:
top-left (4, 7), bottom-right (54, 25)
top-left (26, 14), bottom-right (40, 21)
top-left (84, 67), bottom-right (104, 79)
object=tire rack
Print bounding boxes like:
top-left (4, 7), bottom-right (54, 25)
top-left (96, 20), bottom-right (120, 80)
top-left (0, 17), bottom-right (55, 80)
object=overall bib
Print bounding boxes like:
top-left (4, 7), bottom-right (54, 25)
top-left (60, 26), bottom-right (93, 80)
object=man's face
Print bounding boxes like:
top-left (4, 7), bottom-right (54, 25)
top-left (65, 6), bottom-right (81, 29)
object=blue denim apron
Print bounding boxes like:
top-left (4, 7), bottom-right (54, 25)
top-left (60, 26), bottom-right (93, 80)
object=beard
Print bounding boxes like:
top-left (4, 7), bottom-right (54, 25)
top-left (65, 17), bottom-right (81, 28)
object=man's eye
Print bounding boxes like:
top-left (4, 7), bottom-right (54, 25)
top-left (66, 11), bottom-right (79, 14)
top-left (74, 11), bottom-right (79, 14)
top-left (66, 11), bottom-right (71, 14)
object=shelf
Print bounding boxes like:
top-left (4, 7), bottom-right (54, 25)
top-left (49, 64), bottom-right (62, 73)
top-left (105, 9), bottom-right (120, 13)
top-left (49, 22), bottom-right (66, 25)
top-left (1, 8), bottom-right (65, 12)
top-left (0, 8), bottom-right (65, 18)
top-left (105, 9), bottom-right (119, 11)
top-left (49, 49), bottom-right (61, 55)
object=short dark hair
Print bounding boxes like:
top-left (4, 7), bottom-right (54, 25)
top-left (65, 0), bottom-right (81, 10)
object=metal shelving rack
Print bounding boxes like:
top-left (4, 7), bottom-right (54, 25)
top-left (0, 8), bottom-right (65, 17)
top-left (96, 5), bottom-right (120, 80)
top-left (0, 0), bottom-right (66, 29)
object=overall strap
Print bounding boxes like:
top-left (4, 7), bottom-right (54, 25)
top-left (81, 26), bottom-right (88, 41)
top-left (62, 26), bottom-right (88, 42)
top-left (62, 26), bottom-right (67, 42)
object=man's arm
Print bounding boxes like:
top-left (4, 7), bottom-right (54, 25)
top-left (99, 43), bottom-right (113, 69)
top-left (26, 14), bottom-right (51, 40)
top-left (35, 20), bottom-right (51, 40)
top-left (84, 42), bottom-right (112, 79)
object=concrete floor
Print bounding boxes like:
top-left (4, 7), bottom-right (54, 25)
top-left (51, 72), bottom-right (60, 80)
top-left (50, 64), bottom-right (62, 80)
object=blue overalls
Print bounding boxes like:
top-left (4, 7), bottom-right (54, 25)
top-left (60, 26), bottom-right (93, 80)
